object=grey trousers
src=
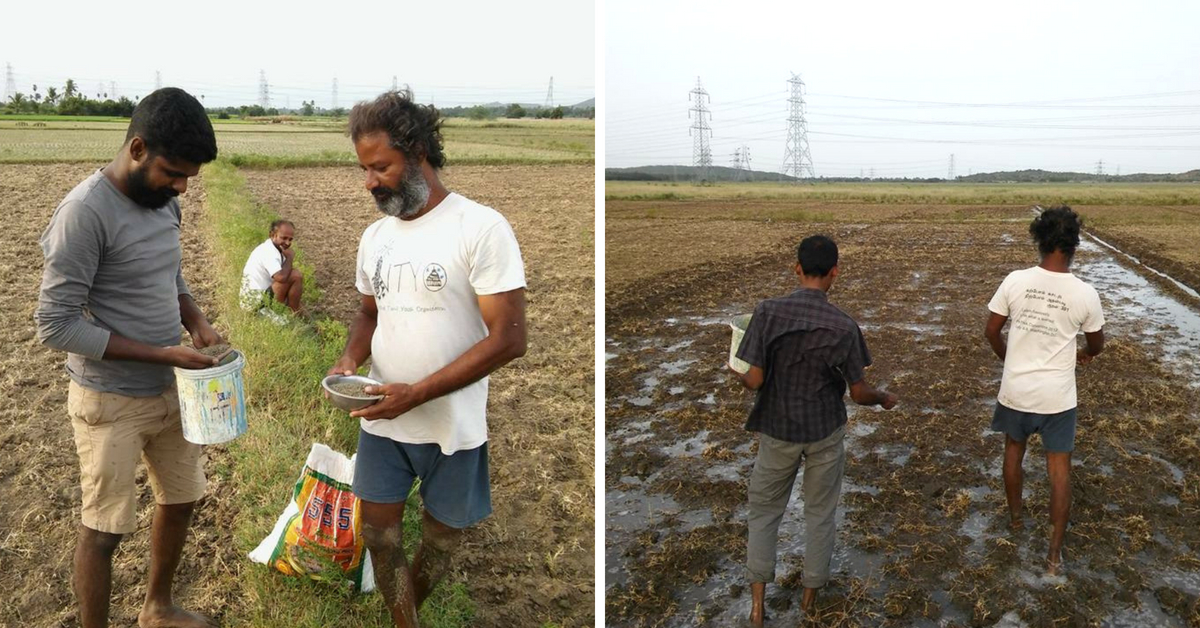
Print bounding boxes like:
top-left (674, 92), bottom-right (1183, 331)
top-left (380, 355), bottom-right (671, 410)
top-left (746, 425), bottom-right (846, 588)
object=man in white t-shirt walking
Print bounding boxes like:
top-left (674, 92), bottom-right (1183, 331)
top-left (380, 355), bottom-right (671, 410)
top-left (240, 219), bottom-right (303, 312)
top-left (327, 90), bottom-right (526, 627)
top-left (985, 206), bottom-right (1105, 576)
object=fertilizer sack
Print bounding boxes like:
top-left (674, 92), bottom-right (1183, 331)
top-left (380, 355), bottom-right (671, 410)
top-left (249, 443), bottom-right (376, 592)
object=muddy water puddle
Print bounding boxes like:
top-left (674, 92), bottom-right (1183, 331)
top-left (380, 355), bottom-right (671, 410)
top-left (1075, 238), bottom-right (1200, 385)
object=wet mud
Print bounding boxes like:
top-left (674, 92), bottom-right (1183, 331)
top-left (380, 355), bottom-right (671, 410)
top-left (606, 216), bottom-right (1200, 627)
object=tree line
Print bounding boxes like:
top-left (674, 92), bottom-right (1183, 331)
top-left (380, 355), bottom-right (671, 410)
top-left (4, 79), bottom-right (138, 116)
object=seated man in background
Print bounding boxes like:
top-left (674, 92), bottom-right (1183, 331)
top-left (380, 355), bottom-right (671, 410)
top-left (241, 219), bottom-right (303, 313)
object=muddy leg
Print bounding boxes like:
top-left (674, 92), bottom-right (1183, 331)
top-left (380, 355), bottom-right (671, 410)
top-left (1002, 436), bottom-right (1027, 529)
top-left (1045, 451), bottom-right (1071, 575)
top-left (362, 499), bottom-right (419, 627)
top-left (749, 582), bottom-right (765, 627)
top-left (75, 525), bottom-right (122, 628)
top-left (410, 510), bottom-right (463, 608)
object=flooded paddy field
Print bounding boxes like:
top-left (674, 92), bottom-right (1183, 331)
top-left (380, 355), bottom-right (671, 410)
top-left (605, 201), bottom-right (1200, 627)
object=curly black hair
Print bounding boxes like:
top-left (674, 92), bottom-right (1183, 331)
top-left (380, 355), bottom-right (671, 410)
top-left (797, 234), bottom-right (839, 277)
top-left (1030, 206), bottom-right (1082, 257)
top-left (125, 88), bottom-right (218, 164)
top-left (347, 89), bottom-right (446, 169)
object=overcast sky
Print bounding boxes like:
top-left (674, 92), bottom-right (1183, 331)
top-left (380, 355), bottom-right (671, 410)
top-left (2, 0), bottom-right (594, 109)
top-left (606, 0), bottom-right (1200, 176)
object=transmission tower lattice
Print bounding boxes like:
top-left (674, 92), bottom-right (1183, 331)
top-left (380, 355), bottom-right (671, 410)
top-left (688, 77), bottom-right (713, 181)
top-left (392, 76), bottom-right (398, 91)
top-left (110, 82), bottom-right (118, 100)
top-left (258, 70), bottom-right (270, 108)
top-left (1095, 160), bottom-right (1105, 176)
top-left (154, 71), bottom-right (162, 90)
top-left (731, 145), bottom-right (752, 181)
top-left (544, 76), bottom-right (554, 109)
top-left (948, 154), bottom-right (956, 180)
top-left (332, 78), bottom-right (338, 110)
top-left (3, 63), bottom-right (16, 101)
top-left (782, 73), bottom-right (816, 181)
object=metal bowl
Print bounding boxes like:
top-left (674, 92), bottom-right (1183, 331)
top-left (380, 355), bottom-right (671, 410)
top-left (321, 374), bottom-right (385, 412)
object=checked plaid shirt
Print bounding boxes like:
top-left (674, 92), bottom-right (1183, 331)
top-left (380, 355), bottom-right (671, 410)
top-left (735, 288), bottom-right (872, 443)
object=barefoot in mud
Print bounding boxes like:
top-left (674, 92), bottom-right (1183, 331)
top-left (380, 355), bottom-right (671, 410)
top-left (800, 587), bottom-right (818, 614)
top-left (1008, 515), bottom-right (1024, 531)
top-left (138, 604), bottom-right (218, 628)
top-left (1045, 552), bottom-right (1063, 577)
top-left (748, 582), bottom-right (765, 627)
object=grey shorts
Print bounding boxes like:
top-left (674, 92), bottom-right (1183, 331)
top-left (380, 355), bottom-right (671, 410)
top-left (991, 403), bottom-right (1077, 453)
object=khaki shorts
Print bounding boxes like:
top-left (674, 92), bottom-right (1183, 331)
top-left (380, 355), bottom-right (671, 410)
top-left (68, 381), bottom-right (207, 534)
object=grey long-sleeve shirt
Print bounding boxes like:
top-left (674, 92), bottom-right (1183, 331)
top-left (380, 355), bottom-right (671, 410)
top-left (36, 170), bottom-right (191, 397)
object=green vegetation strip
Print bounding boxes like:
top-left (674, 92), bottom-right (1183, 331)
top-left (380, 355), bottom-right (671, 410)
top-left (225, 153), bottom-right (594, 169)
top-left (201, 159), bottom-right (473, 627)
top-left (604, 181), bottom-right (1200, 206)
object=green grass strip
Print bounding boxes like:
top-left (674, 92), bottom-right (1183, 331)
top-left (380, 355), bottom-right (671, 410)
top-left (224, 152), bottom-right (594, 169)
top-left (200, 159), bottom-right (474, 627)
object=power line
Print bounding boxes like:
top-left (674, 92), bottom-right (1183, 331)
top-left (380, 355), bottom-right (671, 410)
top-left (688, 76), bottom-right (713, 181)
top-left (258, 70), bottom-right (270, 108)
top-left (782, 72), bottom-right (816, 181)
top-left (5, 63), bottom-right (17, 100)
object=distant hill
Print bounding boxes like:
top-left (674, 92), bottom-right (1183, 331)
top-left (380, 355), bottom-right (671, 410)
top-left (958, 169), bottom-right (1200, 183)
top-left (607, 165), bottom-right (1200, 183)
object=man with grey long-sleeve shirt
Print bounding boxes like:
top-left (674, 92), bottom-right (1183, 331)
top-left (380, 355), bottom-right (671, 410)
top-left (36, 88), bottom-right (222, 628)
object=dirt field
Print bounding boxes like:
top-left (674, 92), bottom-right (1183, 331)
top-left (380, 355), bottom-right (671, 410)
top-left (605, 200), bottom-right (1200, 626)
top-left (0, 162), bottom-right (595, 627)
top-left (241, 164), bottom-right (597, 627)
top-left (0, 163), bottom-right (243, 626)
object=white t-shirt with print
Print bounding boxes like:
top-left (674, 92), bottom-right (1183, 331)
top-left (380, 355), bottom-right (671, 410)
top-left (354, 192), bottom-right (526, 454)
top-left (241, 238), bottom-right (284, 298)
top-left (988, 266), bottom-right (1105, 414)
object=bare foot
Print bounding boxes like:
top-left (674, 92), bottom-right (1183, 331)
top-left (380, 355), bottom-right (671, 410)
top-left (1045, 553), bottom-right (1063, 577)
top-left (1009, 515), bottom-right (1024, 531)
top-left (138, 604), bottom-right (218, 628)
top-left (800, 587), bottom-right (818, 614)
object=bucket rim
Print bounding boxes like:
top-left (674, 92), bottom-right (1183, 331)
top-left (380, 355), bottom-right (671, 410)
top-left (173, 349), bottom-right (246, 379)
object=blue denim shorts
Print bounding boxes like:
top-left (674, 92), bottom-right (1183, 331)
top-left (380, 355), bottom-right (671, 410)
top-left (351, 429), bottom-right (492, 529)
top-left (991, 403), bottom-right (1077, 453)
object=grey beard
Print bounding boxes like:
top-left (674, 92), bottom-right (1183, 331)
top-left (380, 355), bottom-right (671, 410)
top-left (375, 168), bottom-right (431, 218)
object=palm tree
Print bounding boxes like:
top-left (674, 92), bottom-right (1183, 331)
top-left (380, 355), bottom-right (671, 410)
top-left (45, 86), bottom-right (60, 107)
top-left (64, 79), bottom-right (77, 98)
top-left (7, 93), bottom-right (26, 113)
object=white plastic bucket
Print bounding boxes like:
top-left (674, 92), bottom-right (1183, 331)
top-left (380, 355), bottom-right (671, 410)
top-left (729, 314), bottom-right (753, 374)
top-left (174, 351), bottom-right (248, 444)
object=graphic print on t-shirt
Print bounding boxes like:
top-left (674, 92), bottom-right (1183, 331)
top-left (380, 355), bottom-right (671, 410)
top-left (368, 242), bottom-right (450, 313)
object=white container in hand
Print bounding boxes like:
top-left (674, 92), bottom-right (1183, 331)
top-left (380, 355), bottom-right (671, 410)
top-left (729, 314), bottom-right (753, 374)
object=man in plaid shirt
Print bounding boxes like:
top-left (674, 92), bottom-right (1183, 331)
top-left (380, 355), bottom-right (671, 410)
top-left (734, 234), bottom-right (898, 623)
